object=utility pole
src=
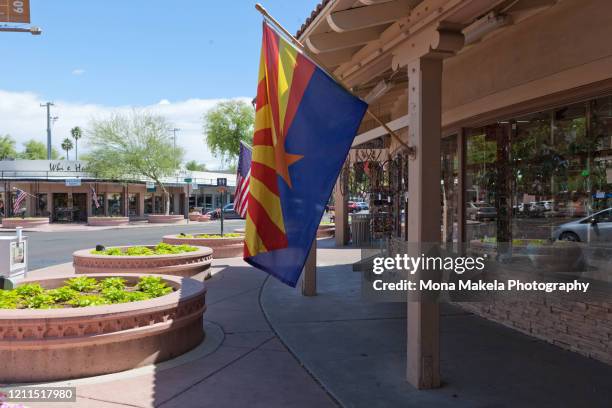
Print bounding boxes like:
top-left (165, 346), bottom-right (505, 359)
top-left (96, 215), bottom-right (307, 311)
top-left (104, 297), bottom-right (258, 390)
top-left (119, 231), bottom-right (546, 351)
top-left (40, 102), bottom-right (55, 159)
top-left (169, 128), bottom-right (180, 151)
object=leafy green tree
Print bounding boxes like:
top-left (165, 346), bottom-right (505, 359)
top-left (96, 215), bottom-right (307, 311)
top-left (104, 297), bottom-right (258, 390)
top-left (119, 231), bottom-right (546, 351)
top-left (185, 160), bottom-right (207, 172)
top-left (86, 112), bottom-right (184, 215)
top-left (71, 126), bottom-right (83, 160)
top-left (203, 100), bottom-right (254, 166)
top-left (0, 135), bottom-right (17, 160)
top-left (19, 139), bottom-right (60, 160)
top-left (61, 138), bottom-right (74, 160)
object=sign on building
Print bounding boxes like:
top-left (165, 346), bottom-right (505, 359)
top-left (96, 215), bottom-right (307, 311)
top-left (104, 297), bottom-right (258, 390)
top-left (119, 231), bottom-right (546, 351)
top-left (0, 0), bottom-right (30, 24)
top-left (146, 181), bottom-right (156, 192)
top-left (65, 178), bottom-right (82, 187)
top-left (217, 178), bottom-right (227, 187)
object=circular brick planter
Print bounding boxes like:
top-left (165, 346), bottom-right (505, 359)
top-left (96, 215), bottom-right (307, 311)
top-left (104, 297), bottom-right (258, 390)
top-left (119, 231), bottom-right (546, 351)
top-left (197, 214), bottom-right (211, 222)
top-left (0, 273), bottom-right (206, 383)
top-left (188, 213), bottom-right (201, 221)
top-left (317, 224), bottom-right (335, 238)
top-left (147, 214), bottom-right (185, 224)
top-left (73, 246), bottom-right (213, 277)
top-left (163, 235), bottom-right (243, 258)
top-left (88, 216), bottom-right (130, 226)
top-left (1, 217), bottom-right (49, 229)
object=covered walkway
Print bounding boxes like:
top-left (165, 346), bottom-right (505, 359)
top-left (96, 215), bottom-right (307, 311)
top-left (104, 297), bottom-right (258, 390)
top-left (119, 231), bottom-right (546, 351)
top-left (262, 241), bottom-right (612, 408)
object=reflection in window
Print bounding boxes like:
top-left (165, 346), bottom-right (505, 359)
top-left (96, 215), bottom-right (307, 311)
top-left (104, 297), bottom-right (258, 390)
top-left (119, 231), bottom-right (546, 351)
top-left (107, 193), bottom-right (123, 216)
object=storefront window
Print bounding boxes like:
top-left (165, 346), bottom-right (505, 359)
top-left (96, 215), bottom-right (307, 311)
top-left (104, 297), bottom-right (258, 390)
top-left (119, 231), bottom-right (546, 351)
top-left (441, 135), bottom-right (459, 243)
top-left (128, 193), bottom-right (139, 217)
top-left (0, 192), bottom-right (5, 218)
top-left (53, 193), bottom-right (70, 222)
top-left (36, 193), bottom-right (48, 217)
top-left (144, 193), bottom-right (153, 214)
top-left (92, 193), bottom-right (105, 216)
top-left (107, 193), bottom-right (123, 216)
top-left (154, 195), bottom-right (163, 214)
top-left (465, 97), bottom-right (612, 250)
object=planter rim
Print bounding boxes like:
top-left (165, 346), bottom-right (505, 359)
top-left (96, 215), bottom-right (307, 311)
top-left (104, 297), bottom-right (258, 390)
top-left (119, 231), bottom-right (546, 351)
top-left (2, 217), bottom-right (49, 220)
top-left (88, 216), bottom-right (130, 219)
top-left (166, 234), bottom-right (244, 239)
top-left (73, 245), bottom-right (213, 260)
top-left (0, 273), bottom-right (204, 320)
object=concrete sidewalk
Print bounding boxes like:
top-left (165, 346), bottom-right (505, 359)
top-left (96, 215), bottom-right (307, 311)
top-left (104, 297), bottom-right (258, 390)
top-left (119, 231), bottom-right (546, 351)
top-left (24, 258), bottom-right (336, 408)
top-left (19, 240), bottom-right (612, 407)
top-left (260, 242), bottom-right (612, 408)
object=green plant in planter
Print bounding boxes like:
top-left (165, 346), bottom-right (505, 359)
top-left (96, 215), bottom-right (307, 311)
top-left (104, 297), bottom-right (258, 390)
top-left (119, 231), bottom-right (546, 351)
top-left (47, 287), bottom-right (79, 303)
top-left (100, 277), bottom-right (127, 290)
top-left (66, 276), bottom-right (100, 292)
top-left (0, 290), bottom-right (20, 309)
top-left (68, 294), bottom-right (109, 307)
top-left (192, 233), bottom-right (242, 238)
top-left (91, 243), bottom-right (197, 256)
top-left (25, 293), bottom-right (57, 309)
top-left (14, 283), bottom-right (44, 298)
top-left (137, 276), bottom-right (173, 297)
top-left (0, 275), bottom-right (174, 309)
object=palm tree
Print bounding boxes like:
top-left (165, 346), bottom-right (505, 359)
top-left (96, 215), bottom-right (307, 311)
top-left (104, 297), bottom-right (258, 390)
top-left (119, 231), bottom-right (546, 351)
top-left (61, 138), bottom-right (74, 160)
top-left (71, 126), bottom-right (82, 160)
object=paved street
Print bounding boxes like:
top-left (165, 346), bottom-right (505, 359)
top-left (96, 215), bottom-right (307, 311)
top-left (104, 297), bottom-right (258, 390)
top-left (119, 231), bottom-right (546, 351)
top-left (0, 220), bottom-right (245, 271)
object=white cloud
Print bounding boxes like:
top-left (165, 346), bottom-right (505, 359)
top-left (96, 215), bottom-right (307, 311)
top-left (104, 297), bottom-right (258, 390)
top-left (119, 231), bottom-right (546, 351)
top-left (0, 89), bottom-right (250, 170)
top-left (158, 99), bottom-right (171, 105)
top-left (71, 68), bottom-right (86, 76)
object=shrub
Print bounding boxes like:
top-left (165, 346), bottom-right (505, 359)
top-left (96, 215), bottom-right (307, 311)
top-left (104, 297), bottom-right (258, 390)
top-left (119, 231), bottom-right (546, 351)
top-left (68, 295), bottom-right (109, 308)
top-left (100, 277), bottom-right (127, 290)
top-left (47, 287), bottom-right (79, 303)
top-left (14, 283), bottom-right (44, 298)
top-left (0, 275), bottom-right (174, 309)
top-left (25, 293), bottom-right (56, 309)
top-left (65, 277), bottom-right (100, 292)
top-left (137, 276), bottom-right (173, 297)
top-left (91, 243), bottom-right (197, 256)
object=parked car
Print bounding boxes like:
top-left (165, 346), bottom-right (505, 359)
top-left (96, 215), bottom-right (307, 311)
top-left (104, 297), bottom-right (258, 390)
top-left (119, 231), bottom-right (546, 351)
top-left (466, 202), bottom-right (497, 221)
top-left (355, 202), bottom-right (369, 212)
top-left (205, 203), bottom-right (242, 220)
top-left (348, 201), bottom-right (359, 213)
top-left (553, 208), bottom-right (612, 242)
top-left (221, 203), bottom-right (242, 219)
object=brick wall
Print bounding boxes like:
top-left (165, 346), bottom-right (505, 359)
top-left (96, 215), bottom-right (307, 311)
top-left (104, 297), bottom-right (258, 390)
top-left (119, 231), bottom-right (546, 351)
top-left (387, 237), bottom-right (612, 366)
top-left (460, 298), bottom-right (612, 366)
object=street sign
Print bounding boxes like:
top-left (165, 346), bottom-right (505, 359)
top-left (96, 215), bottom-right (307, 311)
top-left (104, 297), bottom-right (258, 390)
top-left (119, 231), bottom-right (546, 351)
top-left (0, 0), bottom-right (30, 23)
top-left (65, 178), bottom-right (81, 187)
top-left (184, 178), bottom-right (193, 183)
top-left (217, 178), bottom-right (227, 186)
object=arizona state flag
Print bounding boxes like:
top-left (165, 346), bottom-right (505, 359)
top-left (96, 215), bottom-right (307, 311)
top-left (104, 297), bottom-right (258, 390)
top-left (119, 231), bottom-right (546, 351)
top-left (244, 22), bottom-right (367, 287)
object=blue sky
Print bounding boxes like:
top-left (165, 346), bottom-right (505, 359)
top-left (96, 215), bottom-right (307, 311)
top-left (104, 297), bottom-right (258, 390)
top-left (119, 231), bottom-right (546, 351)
top-left (0, 1), bottom-right (320, 167)
top-left (1, 0), bottom-right (319, 104)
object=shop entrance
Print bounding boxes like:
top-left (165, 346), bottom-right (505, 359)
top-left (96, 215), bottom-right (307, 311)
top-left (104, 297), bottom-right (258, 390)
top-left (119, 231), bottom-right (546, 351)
top-left (72, 193), bottom-right (88, 222)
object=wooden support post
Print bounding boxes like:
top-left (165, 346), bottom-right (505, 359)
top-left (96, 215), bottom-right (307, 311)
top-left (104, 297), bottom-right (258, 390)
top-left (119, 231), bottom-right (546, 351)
top-left (406, 56), bottom-right (442, 390)
top-left (301, 238), bottom-right (317, 296)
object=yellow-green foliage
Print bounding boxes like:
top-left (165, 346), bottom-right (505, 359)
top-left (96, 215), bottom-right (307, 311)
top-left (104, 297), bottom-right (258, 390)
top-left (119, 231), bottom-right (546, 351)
top-left (0, 276), bottom-right (174, 309)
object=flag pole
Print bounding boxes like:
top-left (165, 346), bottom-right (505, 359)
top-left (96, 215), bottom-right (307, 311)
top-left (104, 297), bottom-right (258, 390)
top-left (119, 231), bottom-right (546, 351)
top-left (254, 3), bottom-right (415, 157)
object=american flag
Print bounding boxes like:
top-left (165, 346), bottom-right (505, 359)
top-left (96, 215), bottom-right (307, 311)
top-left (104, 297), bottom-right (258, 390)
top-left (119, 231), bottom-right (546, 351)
top-left (13, 188), bottom-right (27, 215)
top-left (91, 186), bottom-right (101, 209)
top-left (234, 142), bottom-right (252, 218)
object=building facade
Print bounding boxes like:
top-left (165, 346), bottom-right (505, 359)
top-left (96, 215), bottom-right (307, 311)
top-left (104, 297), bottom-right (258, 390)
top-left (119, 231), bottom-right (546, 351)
top-left (297, 0), bottom-right (612, 389)
top-left (0, 160), bottom-right (236, 221)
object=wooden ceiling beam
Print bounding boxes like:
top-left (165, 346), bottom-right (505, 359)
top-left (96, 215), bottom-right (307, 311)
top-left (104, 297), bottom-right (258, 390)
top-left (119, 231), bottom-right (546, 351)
top-left (306, 26), bottom-right (385, 54)
top-left (327, 0), bottom-right (412, 33)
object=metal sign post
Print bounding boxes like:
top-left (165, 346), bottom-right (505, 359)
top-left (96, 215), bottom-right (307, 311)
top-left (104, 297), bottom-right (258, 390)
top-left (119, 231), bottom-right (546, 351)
top-left (217, 178), bottom-right (227, 237)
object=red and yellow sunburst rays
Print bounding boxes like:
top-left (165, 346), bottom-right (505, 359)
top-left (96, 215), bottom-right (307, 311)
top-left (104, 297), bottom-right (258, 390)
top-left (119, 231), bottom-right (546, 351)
top-left (244, 23), bottom-right (316, 258)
